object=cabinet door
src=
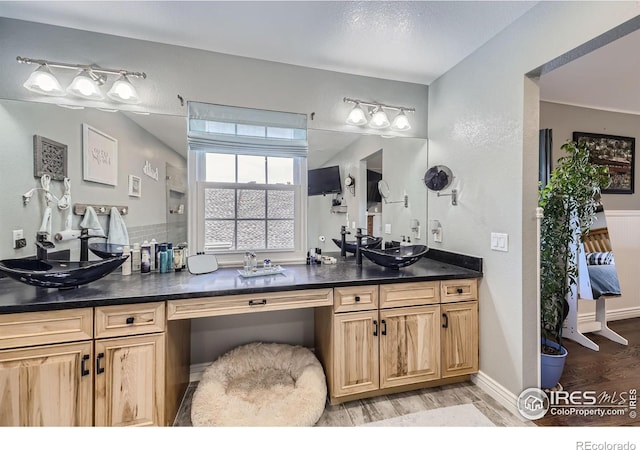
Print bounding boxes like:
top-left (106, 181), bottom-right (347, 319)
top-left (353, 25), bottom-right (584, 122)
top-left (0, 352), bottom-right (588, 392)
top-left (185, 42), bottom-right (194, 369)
top-left (0, 342), bottom-right (93, 426)
top-left (332, 311), bottom-right (379, 398)
top-left (94, 333), bottom-right (165, 426)
top-left (379, 305), bottom-right (440, 389)
top-left (441, 302), bottom-right (478, 378)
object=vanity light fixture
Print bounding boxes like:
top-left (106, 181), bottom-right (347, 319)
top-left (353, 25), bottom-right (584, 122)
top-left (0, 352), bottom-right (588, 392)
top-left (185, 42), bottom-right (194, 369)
top-left (17, 56), bottom-right (146, 104)
top-left (343, 97), bottom-right (415, 132)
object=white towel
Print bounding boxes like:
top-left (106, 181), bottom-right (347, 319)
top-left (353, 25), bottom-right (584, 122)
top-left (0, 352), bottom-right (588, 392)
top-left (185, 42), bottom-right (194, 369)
top-left (79, 206), bottom-right (106, 236)
top-left (107, 207), bottom-right (129, 245)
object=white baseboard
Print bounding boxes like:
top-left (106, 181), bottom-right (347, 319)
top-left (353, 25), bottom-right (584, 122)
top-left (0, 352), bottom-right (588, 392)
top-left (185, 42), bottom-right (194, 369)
top-left (472, 371), bottom-right (528, 423)
top-left (189, 362), bottom-right (210, 382)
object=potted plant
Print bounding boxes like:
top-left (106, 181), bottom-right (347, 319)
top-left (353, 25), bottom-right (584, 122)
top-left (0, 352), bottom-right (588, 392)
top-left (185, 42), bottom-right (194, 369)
top-left (538, 139), bottom-right (609, 389)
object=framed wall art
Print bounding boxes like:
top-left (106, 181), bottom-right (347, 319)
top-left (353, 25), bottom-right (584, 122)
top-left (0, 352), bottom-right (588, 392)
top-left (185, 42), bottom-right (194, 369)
top-left (33, 135), bottom-right (68, 181)
top-left (83, 123), bottom-right (118, 186)
top-left (128, 175), bottom-right (141, 197)
top-left (573, 131), bottom-right (635, 194)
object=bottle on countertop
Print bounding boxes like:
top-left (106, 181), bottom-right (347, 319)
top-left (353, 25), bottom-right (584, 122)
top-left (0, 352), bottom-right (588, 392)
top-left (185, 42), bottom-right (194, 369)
top-left (149, 239), bottom-right (157, 271)
top-left (166, 243), bottom-right (174, 272)
top-left (121, 245), bottom-right (132, 276)
top-left (141, 240), bottom-right (151, 274)
top-left (131, 242), bottom-right (141, 272)
top-left (159, 244), bottom-right (169, 273)
top-left (173, 246), bottom-right (184, 271)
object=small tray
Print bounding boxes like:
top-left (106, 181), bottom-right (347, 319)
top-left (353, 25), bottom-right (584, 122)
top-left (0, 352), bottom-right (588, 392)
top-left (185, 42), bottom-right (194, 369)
top-left (237, 266), bottom-right (285, 278)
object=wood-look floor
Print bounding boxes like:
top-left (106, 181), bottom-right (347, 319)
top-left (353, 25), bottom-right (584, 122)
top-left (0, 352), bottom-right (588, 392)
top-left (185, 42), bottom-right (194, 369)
top-left (535, 318), bottom-right (640, 427)
top-left (173, 380), bottom-right (531, 427)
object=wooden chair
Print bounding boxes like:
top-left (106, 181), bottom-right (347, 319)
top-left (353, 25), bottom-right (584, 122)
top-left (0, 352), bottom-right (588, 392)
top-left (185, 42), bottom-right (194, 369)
top-left (582, 227), bottom-right (612, 252)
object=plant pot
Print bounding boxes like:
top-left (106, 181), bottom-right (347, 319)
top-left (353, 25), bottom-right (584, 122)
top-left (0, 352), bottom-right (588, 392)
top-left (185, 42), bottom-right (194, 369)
top-left (541, 340), bottom-right (568, 389)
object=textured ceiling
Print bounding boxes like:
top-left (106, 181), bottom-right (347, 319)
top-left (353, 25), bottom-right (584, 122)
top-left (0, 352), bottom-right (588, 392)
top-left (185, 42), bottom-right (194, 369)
top-left (0, 1), bottom-right (538, 85)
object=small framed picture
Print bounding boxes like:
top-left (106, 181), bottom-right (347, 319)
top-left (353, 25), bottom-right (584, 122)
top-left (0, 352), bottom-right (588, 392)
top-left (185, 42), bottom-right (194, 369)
top-left (128, 175), bottom-right (141, 197)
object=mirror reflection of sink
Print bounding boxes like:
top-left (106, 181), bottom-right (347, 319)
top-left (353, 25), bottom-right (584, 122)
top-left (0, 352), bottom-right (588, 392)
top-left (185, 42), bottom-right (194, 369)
top-left (360, 245), bottom-right (429, 269)
top-left (89, 242), bottom-right (125, 259)
top-left (0, 256), bottom-right (129, 289)
top-left (331, 236), bottom-right (382, 254)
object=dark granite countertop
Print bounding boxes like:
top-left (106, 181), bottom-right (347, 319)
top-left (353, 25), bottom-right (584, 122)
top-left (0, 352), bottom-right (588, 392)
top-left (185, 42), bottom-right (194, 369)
top-left (0, 251), bottom-right (482, 314)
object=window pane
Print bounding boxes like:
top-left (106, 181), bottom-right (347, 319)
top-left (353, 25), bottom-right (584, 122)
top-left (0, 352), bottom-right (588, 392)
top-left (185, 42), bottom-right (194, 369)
top-left (205, 188), bottom-right (235, 218)
top-left (268, 220), bottom-right (295, 249)
top-left (267, 157), bottom-right (293, 184)
top-left (205, 120), bottom-right (235, 135)
top-left (205, 220), bottom-right (235, 248)
top-left (237, 124), bottom-right (265, 137)
top-left (237, 189), bottom-right (265, 219)
top-left (237, 155), bottom-right (266, 183)
top-left (237, 221), bottom-right (266, 250)
top-left (189, 119), bottom-right (206, 132)
top-left (266, 127), bottom-right (294, 139)
top-left (267, 190), bottom-right (294, 218)
top-left (205, 154), bottom-right (236, 182)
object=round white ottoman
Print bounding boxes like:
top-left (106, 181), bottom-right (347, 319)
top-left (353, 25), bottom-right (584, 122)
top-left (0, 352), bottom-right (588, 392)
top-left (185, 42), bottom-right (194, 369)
top-left (191, 342), bottom-right (327, 426)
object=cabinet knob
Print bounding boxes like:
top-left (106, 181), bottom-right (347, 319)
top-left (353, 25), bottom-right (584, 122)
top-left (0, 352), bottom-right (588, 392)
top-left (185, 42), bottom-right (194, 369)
top-left (126, 316), bottom-right (135, 325)
top-left (456, 288), bottom-right (463, 294)
top-left (354, 296), bottom-right (361, 303)
top-left (249, 299), bottom-right (267, 306)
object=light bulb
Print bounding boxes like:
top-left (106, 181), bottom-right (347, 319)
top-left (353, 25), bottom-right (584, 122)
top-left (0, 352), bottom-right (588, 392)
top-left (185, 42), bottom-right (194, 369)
top-left (390, 110), bottom-right (411, 131)
top-left (67, 70), bottom-right (104, 100)
top-left (107, 75), bottom-right (140, 104)
top-left (346, 103), bottom-right (367, 126)
top-left (23, 65), bottom-right (64, 96)
top-left (369, 106), bottom-right (390, 129)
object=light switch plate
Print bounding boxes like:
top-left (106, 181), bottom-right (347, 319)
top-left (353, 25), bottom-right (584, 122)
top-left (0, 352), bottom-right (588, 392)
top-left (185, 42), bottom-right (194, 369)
top-left (491, 232), bottom-right (508, 252)
top-left (384, 224), bottom-right (392, 234)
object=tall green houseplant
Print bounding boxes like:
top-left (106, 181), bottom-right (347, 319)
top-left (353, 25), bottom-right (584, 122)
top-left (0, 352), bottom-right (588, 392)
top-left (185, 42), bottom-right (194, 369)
top-left (539, 140), bottom-right (609, 355)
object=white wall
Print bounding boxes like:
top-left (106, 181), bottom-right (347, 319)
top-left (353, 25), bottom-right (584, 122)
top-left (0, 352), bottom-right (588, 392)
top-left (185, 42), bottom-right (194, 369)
top-left (427, 2), bottom-right (640, 397)
top-left (0, 98), bottom-right (186, 260)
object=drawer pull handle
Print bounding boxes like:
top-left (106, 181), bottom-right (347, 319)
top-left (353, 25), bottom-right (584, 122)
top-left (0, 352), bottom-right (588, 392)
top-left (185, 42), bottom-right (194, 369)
top-left (442, 313), bottom-right (449, 329)
top-left (249, 299), bottom-right (267, 306)
top-left (373, 320), bottom-right (378, 337)
top-left (126, 316), bottom-right (135, 324)
top-left (355, 296), bottom-right (361, 302)
top-left (96, 352), bottom-right (105, 374)
top-left (81, 354), bottom-right (90, 376)
top-left (381, 319), bottom-right (387, 336)
top-left (456, 288), bottom-right (464, 294)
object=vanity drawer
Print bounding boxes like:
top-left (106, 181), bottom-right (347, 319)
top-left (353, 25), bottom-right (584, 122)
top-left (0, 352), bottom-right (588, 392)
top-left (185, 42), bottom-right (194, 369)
top-left (440, 279), bottom-right (478, 303)
top-left (379, 281), bottom-right (440, 308)
top-left (0, 308), bottom-right (93, 350)
top-left (95, 302), bottom-right (165, 338)
top-left (167, 288), bottom-right (333, 320)
top-left (333, 285), bottom-right (378, 313)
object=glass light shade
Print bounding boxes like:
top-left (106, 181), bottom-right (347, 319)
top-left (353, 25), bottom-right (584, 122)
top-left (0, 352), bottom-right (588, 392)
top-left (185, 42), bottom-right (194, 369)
top-left (369, 107), bottom-right (390, 129)
top-left (346, 104), bottom-right (368, 126)
top-left (390, 110), bottom-right (411, 131)
top-left (107, 75), bottom-right (140, 104)
top-left (67, 70), bottom-right (104, 100)
top-left (23, 65), bottom-right (64, 96)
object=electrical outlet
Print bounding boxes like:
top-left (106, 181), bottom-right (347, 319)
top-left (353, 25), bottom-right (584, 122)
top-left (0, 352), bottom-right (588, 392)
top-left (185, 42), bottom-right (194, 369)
top-left (15, 238), bottom-right (27, 249)
top-left (12, 229), bottom-right (24, 249)
top-left (384, 224), bottom-right (391, 234)
top-left (433, 228), bottom-right (443, 243)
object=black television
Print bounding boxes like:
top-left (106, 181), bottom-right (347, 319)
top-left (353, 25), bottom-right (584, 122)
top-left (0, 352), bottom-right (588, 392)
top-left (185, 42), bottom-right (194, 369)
top-left (308, 165), bottom-right (342, 196)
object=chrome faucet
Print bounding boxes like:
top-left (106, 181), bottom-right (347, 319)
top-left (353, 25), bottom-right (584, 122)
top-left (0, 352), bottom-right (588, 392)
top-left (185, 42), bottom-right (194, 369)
top-left (340, 225), bottom-right (351, 257)
top-left (355, 228), bottom-right (363, 266)
top-left (78, 228), bottom-right (108, 262)
top-left (35, 231), bottom-right (55, 260)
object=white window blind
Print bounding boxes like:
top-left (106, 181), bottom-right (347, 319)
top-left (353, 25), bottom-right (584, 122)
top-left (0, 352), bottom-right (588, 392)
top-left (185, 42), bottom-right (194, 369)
top-left (187, 101), bottom-right (308, 157)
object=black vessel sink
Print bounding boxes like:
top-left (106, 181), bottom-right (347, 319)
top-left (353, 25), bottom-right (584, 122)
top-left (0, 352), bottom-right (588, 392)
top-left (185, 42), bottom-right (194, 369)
top-left (360, 245), bottom-right (429, 269)
top-left (0, 256), bottom-right (129, 289)
top-left (332, 236), bottom-right (383, 254)
top-left (89, 242), bottom-right (125, 259)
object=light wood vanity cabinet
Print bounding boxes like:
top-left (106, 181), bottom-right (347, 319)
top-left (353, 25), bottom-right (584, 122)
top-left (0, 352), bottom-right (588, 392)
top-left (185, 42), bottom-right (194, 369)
top-left (0, 302), bottom-right (170, 427)
top-left (315, 279), bottom-right (479, 404)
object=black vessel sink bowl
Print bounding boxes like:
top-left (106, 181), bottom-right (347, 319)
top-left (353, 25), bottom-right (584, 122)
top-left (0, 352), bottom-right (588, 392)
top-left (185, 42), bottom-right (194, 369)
top-left (0, 256), bottom-right (129, 289)
top-left (360, 245), bottom-right (429, 269)
top-left (89, 242), bottom-right (125, 259)
top-left (332, 236), bottom-right (383, 254)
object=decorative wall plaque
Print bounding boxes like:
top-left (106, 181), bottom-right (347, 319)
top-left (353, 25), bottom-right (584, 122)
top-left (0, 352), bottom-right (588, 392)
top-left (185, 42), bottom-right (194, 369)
top-left (33, 135), bottom-right (68, 181)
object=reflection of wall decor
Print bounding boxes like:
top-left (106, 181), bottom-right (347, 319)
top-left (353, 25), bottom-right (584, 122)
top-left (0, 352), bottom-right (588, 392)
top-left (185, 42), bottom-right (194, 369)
top-left (143, 160), bottom-right (159, 181)
top-left (573, 132), bottom-right (635, 194)
top-left (128, 175), bottom-right (141, 197)
top-left (33, 135), bottom-right (67, 181)
top-left (83, 123), bottom-right (118, 186)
